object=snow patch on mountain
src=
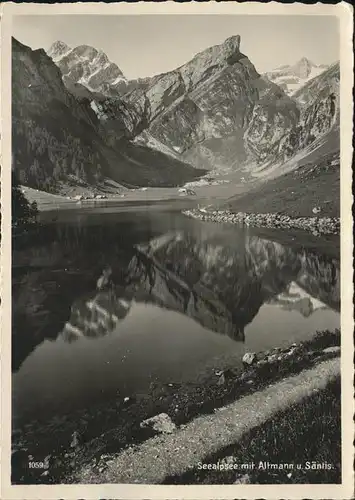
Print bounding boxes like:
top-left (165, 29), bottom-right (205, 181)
top-left (265, 57), bottom-right (329, 96)
top-left (273, 281), bottom-right (329, 317)
top-left (47, 41), bottom-right (128, 95)
top-left (111, 75), bottom-right (127, 86)
top-left (90, 100), bottom-right (108, 121)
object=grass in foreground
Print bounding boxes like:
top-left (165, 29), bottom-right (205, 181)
top-left (165, 377), bottom-right (341, 484)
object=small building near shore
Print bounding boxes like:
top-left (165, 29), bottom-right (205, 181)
top-left (178, 188), bottom-right (196, 196)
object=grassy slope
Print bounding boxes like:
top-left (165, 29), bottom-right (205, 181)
top-left (225, 148), bottom-right (340, 218)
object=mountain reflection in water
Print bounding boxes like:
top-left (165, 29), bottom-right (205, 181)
top-left (12, 212), bottom-right (340, 375)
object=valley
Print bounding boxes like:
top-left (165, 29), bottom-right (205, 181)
top-left (12, 32), bottom-right (339, 207)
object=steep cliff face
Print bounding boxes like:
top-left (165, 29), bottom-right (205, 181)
top-left (12, 38), bottom-right (204, 192)
top-left (85, 35), bottom-right (300, 171)
top-left (244, 77), bottom-right (299, 163)
top-left (89, 92), bottom-right (150, 142)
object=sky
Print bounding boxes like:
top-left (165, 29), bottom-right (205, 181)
top-left (12, 15), bottom-right (339, 79)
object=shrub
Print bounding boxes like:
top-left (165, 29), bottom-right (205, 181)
top-left (12, 170), bottom-right (38, 226)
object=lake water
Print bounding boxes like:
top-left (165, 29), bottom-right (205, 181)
top-left (12, 208), bottom-right (340, 431)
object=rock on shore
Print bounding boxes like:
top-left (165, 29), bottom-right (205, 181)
top-left (182, 208), bottom-right (340, 235)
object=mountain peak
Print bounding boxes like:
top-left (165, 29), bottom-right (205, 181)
top-left (223, 34), bottom-right (241, 50)
top-left (48, 40), bottom-right (71, 60)
top-left (298, 56), bottom-right (315, 65)
top-left (46, 41), bottom-right (126, 94)
top-left (265, 55), bottom-right (330, 96)
top-left (291, 57), bottom-right (316, 79)
top-left (190, 33), bottom-right (242, 65)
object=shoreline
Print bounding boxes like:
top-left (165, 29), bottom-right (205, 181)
top-left (24, 194), bottom-right (200, 213)
top-left (19, 184), bottom-right (238, 214)
top-left (19, 187), bottom-right (340, 238)
top-left (12, 329), bottom-right (340, 485)
top-left (182, 208), bottom-right (340, 236)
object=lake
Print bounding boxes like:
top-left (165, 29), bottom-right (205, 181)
top-left (12, 207), bottom-right (340, 455)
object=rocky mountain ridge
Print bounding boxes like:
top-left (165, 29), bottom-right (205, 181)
top-left (12, 37), bottom-right (205, 193)
top-left (84, 35), bottom-right (302, 172)
top-left (14, 33), bottom-right (339, 193)
top-left (50, 36), bottom-right (338, 179)
top-left (48, 40), bottom-right (128, 96)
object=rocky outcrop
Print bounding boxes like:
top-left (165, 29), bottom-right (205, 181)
top-left (12, 38), bottom-right (204, 192)
top-left (89, 92), bottom-right (150, 142)
top-left (243, 78), bottom-right (299, 163)
top-left (140, 413), bottom-right (176, 434)
top-left (293, 62), bottom-right (339, 106)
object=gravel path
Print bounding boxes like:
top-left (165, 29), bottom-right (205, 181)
top-left (74, 357), bottom-right (340, 484)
